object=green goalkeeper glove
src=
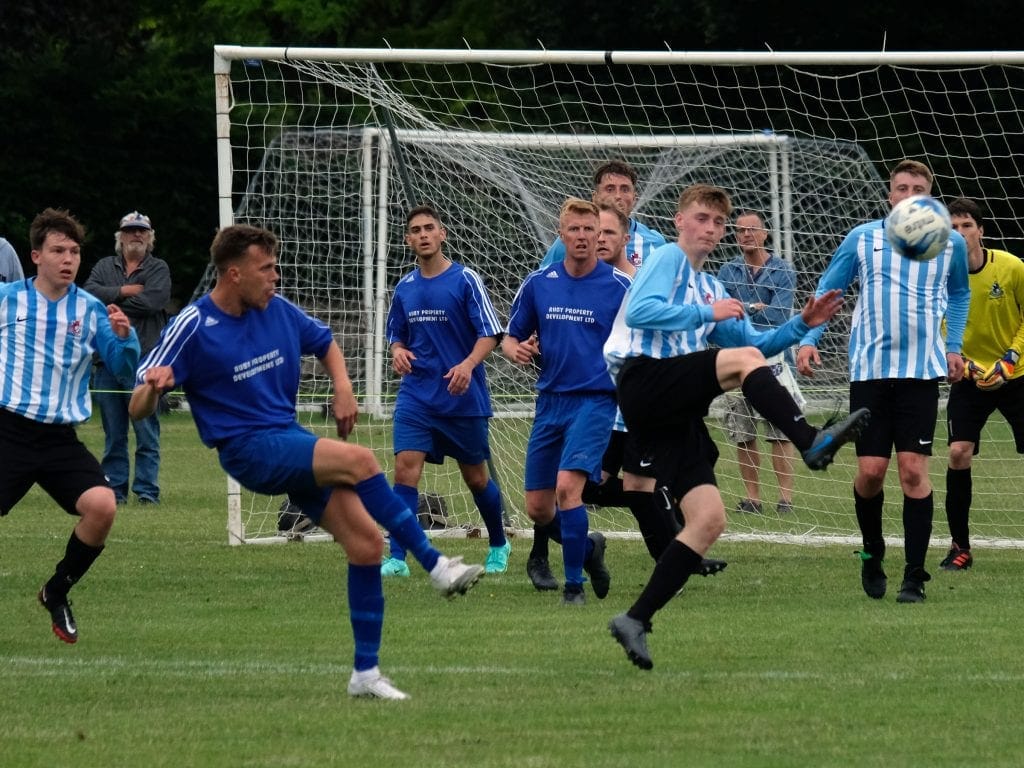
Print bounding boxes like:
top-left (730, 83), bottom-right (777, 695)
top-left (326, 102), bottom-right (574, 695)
top-left (977, 349), bottom-right (1019, 391)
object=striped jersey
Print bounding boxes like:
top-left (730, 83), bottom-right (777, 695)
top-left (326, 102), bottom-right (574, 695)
top-left (137, 294), bottom-right (333, 448)
top-left (960, 248), bottom-right (1024, 374)
top-left (800, 220), bottom-right (970, 382)
top-left (604, 243), bottom-right (812, 380)
top-left (540, 217), bottom-right (666, 269)
top-left (0, 279), bottom-right (140, 424)
top-left (386, 261), bottom-right (502, 417)
top-left (507, 260), bottom-right (630, 394)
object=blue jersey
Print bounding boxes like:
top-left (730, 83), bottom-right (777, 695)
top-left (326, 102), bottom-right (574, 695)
top-left (604, 243), bottom-right (812, 380)
top-left (539, 218), bottom-right (666, 269)
top-left (386, 261), bottom-right (502, 418)
top-left (507, 260), bottom-right (630, 394)
top-left (800, 220), bottom-right (970, 382)
top-left (0, 279), bottom-right (139, 424)
top-left (138, 294), bottom-right (333, 447)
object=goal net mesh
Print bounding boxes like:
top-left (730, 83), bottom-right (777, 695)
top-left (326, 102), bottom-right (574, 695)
top-left (207, 49), bottom-right (1024, 548)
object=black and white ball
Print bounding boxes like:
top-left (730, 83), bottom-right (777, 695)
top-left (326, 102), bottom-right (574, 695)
top-left (885, 195), bottom-right (952, 261)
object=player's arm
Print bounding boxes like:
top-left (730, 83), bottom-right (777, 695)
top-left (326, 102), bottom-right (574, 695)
top-left (797, 230), bottom-right (861, 375)
top-left (96, 303), bottom-right (141, 381)
top-left (129, 366), bottom-right (174, 420)
top-left (625, 247), bottom-right (716, 331)
top-left (319, 341), bottom-right (358, 439)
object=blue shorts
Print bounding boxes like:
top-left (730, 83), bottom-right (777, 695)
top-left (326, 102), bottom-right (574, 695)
top-left (524, 392), bottom-right (616, 491)
top-left (393, 408), bottom-right (491, 465)
top-left (217, 422), bottom-right (330, 522)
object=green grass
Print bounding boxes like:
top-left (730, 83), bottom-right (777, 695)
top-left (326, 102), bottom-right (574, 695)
top-left (2, 414), bottom-right (1023, 767)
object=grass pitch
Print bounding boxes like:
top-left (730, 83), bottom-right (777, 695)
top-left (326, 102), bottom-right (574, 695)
top-left (1, 412), bottom-right (1021, 767)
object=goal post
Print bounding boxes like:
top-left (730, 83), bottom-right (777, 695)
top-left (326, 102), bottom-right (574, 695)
top-left (210, 46), bottom-right (1024, 548)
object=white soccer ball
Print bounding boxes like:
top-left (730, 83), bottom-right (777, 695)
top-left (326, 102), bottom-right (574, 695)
top-left (885, 195), bottom-right (952, 261)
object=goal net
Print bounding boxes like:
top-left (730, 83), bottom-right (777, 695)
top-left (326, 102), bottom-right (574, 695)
top-left (209, 47), bottom-right (1024, 549)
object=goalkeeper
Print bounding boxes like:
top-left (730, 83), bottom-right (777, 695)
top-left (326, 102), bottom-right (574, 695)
top-left (941, 197), bottom-right (1024, 572)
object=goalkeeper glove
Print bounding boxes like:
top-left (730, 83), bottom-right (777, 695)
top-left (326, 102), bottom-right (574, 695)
top-left (963, 356), bottom-right (986, 382)
top-left (977, 349), bottom-right (1019, 391)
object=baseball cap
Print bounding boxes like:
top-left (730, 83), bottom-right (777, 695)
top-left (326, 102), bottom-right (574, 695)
top-left (119, 211), bottom-right (153, 231)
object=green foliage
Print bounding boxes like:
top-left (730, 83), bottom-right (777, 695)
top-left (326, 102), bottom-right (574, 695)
top-left (2, 413), bottom-right (1024, 766)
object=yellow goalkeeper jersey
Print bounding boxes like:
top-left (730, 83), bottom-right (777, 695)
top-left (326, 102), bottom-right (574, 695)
top-left (962, 248), bottom-right (1024, 376)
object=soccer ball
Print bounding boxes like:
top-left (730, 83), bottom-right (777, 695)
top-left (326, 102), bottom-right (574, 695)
top-left (885, 195), bottom-right (952, 261)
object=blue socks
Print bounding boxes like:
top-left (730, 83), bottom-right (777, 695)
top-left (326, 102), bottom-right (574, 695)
top-left (354, 474), bottom-right (440, 572)
top-left (347, 563), bottom-right (383, 672)
top-left (473, 479), bottom-right (507, 547)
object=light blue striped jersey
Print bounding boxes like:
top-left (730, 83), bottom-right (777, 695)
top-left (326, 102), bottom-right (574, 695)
top-left (604, 243), bottom-right (812, 380)
top-left (800, 220), bottom-right (970, 382)
top-left (386, 261), bottom-right (502, 417)
top-left (0, 279), bottom-right (140, 424)
top-left (539, 217), bottom-right (666, 269)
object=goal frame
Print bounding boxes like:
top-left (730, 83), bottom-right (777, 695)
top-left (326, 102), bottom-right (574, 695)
top-left (212, 46), bottom-right (1024, 547)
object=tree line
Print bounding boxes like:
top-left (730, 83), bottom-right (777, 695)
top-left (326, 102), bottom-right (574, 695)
top-left (1, 0), bottom-right (1020, 307)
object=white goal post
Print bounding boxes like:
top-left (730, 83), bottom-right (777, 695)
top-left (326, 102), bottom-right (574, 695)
top-left (210, 46), bottom-right (1024, 548)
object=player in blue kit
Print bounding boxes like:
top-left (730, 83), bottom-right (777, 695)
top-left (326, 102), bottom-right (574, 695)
top-left (605, 184), bottom-right (867, 669)
top-left (503, 197), bottom-right (632, 605)
top-left (797, 160), bottom-right (970, 604)
top-left (379, 205), bottom-right (510, 578)
top-left (1, 208), bottom-right (140, 645)
top-left (129, 224), bottom-right (484, 701)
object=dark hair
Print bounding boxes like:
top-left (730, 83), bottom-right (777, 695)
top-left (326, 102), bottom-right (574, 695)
top-left (406, 204), bottom-right (443, 227)
top-left (592, 159), bottom-right (639, 189)
top-left (29, 208), bottom-right (85, 250)
top-left (947, 197), bottom-right (985, 228)
top-left (210, 224), bottom-right (278, 273)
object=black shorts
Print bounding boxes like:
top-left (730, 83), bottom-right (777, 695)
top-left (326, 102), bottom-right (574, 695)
top-left (610, 430), bottom-right (658, 479)
top-left (617, 352), bottom-right (722, 500)
top-left (946, 375), bottom-right (1024, 454)
top-left (850, 378), bottom-right (939, 457)
top-left (0, 409), bottom-right (107, 516)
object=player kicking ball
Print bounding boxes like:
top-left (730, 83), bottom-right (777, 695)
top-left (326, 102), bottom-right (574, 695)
top-left (604, 184), bottom-right (868, 669)
top-left (129, 224), bottom-right (483, 700)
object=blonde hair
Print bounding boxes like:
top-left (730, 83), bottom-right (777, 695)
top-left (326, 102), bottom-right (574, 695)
top-left (559, 197), bottom-right (599, 226)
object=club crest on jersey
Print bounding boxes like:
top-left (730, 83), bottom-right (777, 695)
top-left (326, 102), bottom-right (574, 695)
top-left (67, 319), bottom-right (83, 337)
top-left (703, 292), bottom-right (714, 304)
top-left (989, 281), bottom-right (1005, 300)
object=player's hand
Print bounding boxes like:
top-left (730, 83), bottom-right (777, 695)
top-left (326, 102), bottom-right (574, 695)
top-left (142, 365), bottom-right (176, 391)
top-left (711, 298), bottom-right (745, 322)
top-left (332, 388), bottom-right (358, 439)
top-left (796, 344), bottom-right (820, 377)
top-left (391, 346), bottom-right (415, 376)
top-left (799, 289), bottom-right (843, 327)
top-left (945, 352), bottom-right (965, 384)
top-left (107, 304), bottom-right (133, 338)
top-left (506, 333), bottom-right (540, 366)
top-left (976, 349), bottom-right (1018, 391)
top-left (444, 360), bottom-right (474, 396)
